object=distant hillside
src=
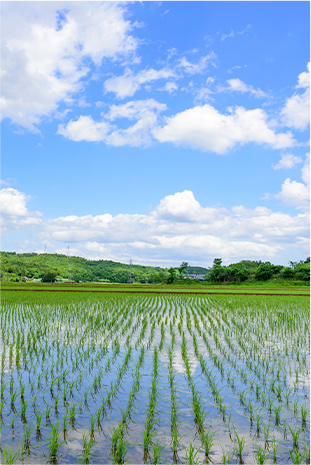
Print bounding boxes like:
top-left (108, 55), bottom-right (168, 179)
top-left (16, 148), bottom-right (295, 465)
top-left (0, 252), bottom-right (168, 283)
top-left (1, 251), bottom-right (309, 284)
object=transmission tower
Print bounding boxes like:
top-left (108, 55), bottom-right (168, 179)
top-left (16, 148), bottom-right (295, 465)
top-left (67, 246), bottom-right (71, 280)
top-left (129, 259), bottom-right (133, 284)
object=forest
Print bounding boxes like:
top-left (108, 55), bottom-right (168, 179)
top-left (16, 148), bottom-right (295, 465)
top-left (0, 252), bottom-right (309, 285)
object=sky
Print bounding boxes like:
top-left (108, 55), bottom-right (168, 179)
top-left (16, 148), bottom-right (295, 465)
top-left (1, 1), bottom-right (310, 268)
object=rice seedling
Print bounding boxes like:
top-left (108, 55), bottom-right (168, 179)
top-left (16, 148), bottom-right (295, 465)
top-left (301, 405), bottom-right (308, 427)
top-left (233, 425), bottom-right (246, 462)
top-left (36, 411), bottom-right (43, 429)
top-left (151, 440), bottom-right (165, 464)
top-left (82, 431), bottom-right (95, 464)
top-left (47, 422), bottom-right (63, 460)
top-left (287, 424), bottom-right (303, 448)
top-left (203, 429), bottom-right (216, 458)
top-left (263, 423), bottom-right (270, 447)
top-left (273, 405), bottom-right (282, 425)
top-left (185, 442), bottom-right (200, 465)
top-left (303, 441), bottom-right (310, 464)
top-left (254, 445), bottom-right (267, 464)
top-left (22, 424), bottom-right (34, 453)
top-left (289, 448), bottom-right (304, 464)
top-left (1, 445), bottom-right (20, 465)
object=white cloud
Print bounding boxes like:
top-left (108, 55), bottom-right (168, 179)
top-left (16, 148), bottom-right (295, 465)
top-left (0, 188), bottom-right (29, 217)
top-left (0, 188), bottom-right (42, 232)
top-left (177, 52), bottom-right (217, 74)
top-left (275, 154), bottom-right (310, 209)
top-left (273, 153), bottom-right (303, 170)
top-left (162, 82), bottom-right (178, 93)
top-left (104, 67), bottom-right (175, 99)
top-left (281, 63), bottom-right (310, 130)
top-left (2, 188), bottom-right (309, 265)
top-left (1, 2), bottom-right (138, 130)
top-left (58, 99), bottom-right (167, 146)
top-left (226, 78), bottom-right (267, 98)
top-left (58, 116), bottom-right (111, 142)
top-left (275, 179), bottom-right (310, 209)
top-left (221, 24), bottom-right (251, 41)
top-left (154, 104), bottom-right (295, 153)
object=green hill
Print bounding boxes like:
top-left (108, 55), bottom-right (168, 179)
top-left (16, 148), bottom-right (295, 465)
top-left (0, 252), bottom-right (168, 283)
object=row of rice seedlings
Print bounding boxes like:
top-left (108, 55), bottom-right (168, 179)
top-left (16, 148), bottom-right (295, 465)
top-left (167, 323), bottom-right (181, 461)
top-left (110, 346), bottom-right (145, 464)
top-left (180, 329), bottom-right (217, 462)
top-left (142, 346), bottom-right (159, 461)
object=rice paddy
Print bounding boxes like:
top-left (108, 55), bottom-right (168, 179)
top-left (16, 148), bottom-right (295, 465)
top-left (0, 291), bottom-right (309, 464)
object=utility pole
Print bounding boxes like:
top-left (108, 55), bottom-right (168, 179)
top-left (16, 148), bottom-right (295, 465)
top-left (128, 259), bottom-right (133, 284)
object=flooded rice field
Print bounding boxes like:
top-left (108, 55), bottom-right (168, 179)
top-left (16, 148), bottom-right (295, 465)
top-left (0, 291), bottom-right (309, 464)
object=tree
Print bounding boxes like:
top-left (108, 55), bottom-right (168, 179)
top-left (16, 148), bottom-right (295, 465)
top-left (255, 262), bottom-right (277, 281)
top-left (213, 258), bottom-right (222, 266)
top-left (228, 263), bottom-right (249, 282)
top-left (167, 268), bottom-right (177, 284)
top-left (178, 261), bottom-right (188, 278)
top-left (42, 271), bottom-right (57, 283)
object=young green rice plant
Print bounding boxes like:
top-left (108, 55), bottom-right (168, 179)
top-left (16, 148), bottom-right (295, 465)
top-left (301, 405), bottom-right (308, 427)
top-left (284, 390), bottom-right (291, 406)
top-left (271, 436), bottom-right (279, 463)
top-left (263, 423), bottom-right (270, 448)
top-left (151, 440), bottom-right (165, 465)
top-left (47, 422), bottom-right (63, 460)
top-left (10, 389), bottom-right (19, 409)
top-left (82, 431), bottom-right (95, 464)
top-left (287, 424), bottom-right (303, 448)
top-left (273, 405), bottom-right (282, 425)
top-left (203, 429), bottom-right (216, 458)
top-left (254, 445), bottom-right (267, 464)
top-left (1, 445), bottom-right (20, 465)
top-left (276, 384), bottom-right (282, 400)
top-left (293, 400), bottom-right (299, 414)
top-left (62, 411), bottom-right (69, 438)
top-left (220, 446), bottom-right (234, 465)
top-left (233, 426), bottom-right (246, 462)
top-left (303, 441), bottom-right (310, 464)
top-left (21, 400), bottom-right (28, 423)
top-left (36, 411), bottom-right (43, 430)
top-left (22, 423), bottom-right (34, 452)
top-left (185, 442), bottom-right (200, 465)
top-left (89, 413), bottom-right (96, 437)
top-left (256, 413), bottom-right (262, 435)
top-left (289, 448), bottom-right (304, 464)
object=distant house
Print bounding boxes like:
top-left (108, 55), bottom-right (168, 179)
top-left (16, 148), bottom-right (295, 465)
top-left (185, 273), bottom-right (206, 280)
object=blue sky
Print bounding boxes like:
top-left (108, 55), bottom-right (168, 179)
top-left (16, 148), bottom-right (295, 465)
top-left (1, 1), bottom-right (310, 267)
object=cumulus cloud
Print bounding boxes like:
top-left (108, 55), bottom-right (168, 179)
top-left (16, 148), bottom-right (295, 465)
top-left (58, 116), bottom-right (111, 142)
top-left (0, 188), bottom-right (42, 232)
top-left (104, 68), bottom-right (175, 99)
top-left (275, 153), bottom-right (310, 209)
top-left (2, 188), bottom-right (309, 264)
top-left (32, 190), bottom-right (308, 265)
top-left (153, 104), bottom-right (295, 153)
top-left (273, 153), bottom-right (303, 170)
top-left (281, 63), bottom-right (310, 130)
top-left (1, 2), bottom-right (138, 130)
top-left (58, 99), bottom-right (167, 146)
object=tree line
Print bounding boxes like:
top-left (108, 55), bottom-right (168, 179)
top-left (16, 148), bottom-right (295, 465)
top-left (0, 252), bottom-right (309, 284)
